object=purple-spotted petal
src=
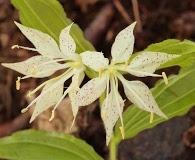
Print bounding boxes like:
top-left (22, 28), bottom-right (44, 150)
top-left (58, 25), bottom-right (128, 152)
top-left (127, 52), bottom-right (180, 77)
top-left (111, 22), bottom-right (136, 63)
top-left (59, 24), bottom-right (76, 54)
top-left (122, 79), bottom-right (167, 118)
top-left (81, 51), bottom-right (109, 71)
top-left (77, 76), bottom-right (107, 106)
top-left (30, 81), bottom-right (64, 122)
top-left (2, 55), bottom-right (67, 78)
top-left (101, 90), bottom-right (124, 145)
top-left (15, 22), bottom-right (62, 58)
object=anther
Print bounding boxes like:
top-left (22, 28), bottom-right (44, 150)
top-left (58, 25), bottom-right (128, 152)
top-left (16, 77), bottom-right (21, 90)
top-left (99, 68), bottom-right (102, 78)
top-left (119, 126), bottom-right (125, 139)
top-left (21, 108), bottom-right (28, 113)
top-left (49, 110), bottom-right (55, 121)
top-left (162, 72), bottom-right (168, 85)
top-left (150, 111), bottom-right (154, 123)
top-left (11, 45), bottom-right (19, 49)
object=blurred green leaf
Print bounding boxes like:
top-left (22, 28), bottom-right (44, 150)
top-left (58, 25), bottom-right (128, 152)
top-left (113, 62), bottom-right (195, 142)
top-left (0, 130), bottom-right (103, 160)
top-left (131, 39), bottom-right (195, 68)
top-left (11, 0), bottom-right (95, 53)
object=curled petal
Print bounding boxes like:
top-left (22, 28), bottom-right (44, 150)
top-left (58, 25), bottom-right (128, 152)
top-left (30, 81), bottom-right (64, 122)
top-left (111, 22), bottom-right (136, 63)
top-left (2, 55), bottom-right (68, 78)
top-left (69, 71), bottom-right (85, 127)
top-left (14, 22), bottom-right (63, 58)
top-left (60, 23), bottom-right (76, 54)
top-left (77, 76), bottom-right (107, 106)
top-left (120, 77), bottom-right (167, 118)
top-left (127, 52), bottom-right (180, 76)
top-left (81, 51), bottom-right (109, 71)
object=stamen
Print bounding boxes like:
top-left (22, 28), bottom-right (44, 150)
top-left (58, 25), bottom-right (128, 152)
top-left (70, 118), bottom-right (76, 130)
top-left (102, 110), bottom-right (107, 121)
top-left (16, 77), bottom-right (21, 90)
top-left (124, 59), bottom-right (128, 70)
top-left (119, 126), bottom-right (125, 139)
top-left (49, 110), bottom-right (55, 121)
top-left (99, 67), bottom-right (102, 78)
top-left (162, 72), bottom-right (168, 85)
top-left (150, 111), bottom-right (154, 123)
top-left (31, 66), bottom-right (37, 75)
top-left (11, 45), bottom-right (19, 49)
top-left (21, 108), bottom-right (28, 113)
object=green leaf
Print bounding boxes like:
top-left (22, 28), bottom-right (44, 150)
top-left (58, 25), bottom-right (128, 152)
top-left (131, 39), bottom-right (195, 68)
top-left (0, 130), bottom-right (103, 160)
top-left (11, 0), bottom-right (95, 53)
top-left (113, 62), bottom-right (195, 142)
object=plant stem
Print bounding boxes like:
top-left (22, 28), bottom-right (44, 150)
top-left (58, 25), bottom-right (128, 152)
top-left (109, 138), bottom-right (119, 160)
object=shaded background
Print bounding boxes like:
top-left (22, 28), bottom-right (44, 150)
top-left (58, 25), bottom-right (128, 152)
top-left (0, 0), bottom-right (195, 159)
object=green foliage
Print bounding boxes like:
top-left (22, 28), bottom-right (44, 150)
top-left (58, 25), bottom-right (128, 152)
top-left (11, 0), bottom-right (95, 53)
top-left (113, 62), bottom-right (195, 143)
top-left (0, 130), bottom-right (103, 160)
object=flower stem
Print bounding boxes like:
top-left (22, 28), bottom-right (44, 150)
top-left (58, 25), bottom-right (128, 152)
top-left (109, 138), bottom-right (119, 160)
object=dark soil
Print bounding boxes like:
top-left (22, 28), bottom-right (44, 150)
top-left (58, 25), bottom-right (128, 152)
top-left (0, 0), bottom-right (195, 160)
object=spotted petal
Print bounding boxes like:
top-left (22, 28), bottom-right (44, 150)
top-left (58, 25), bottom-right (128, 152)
top-left (59, 24), bottom-right (76, 54)
top-left (77, 76), bottom-right (107, 106)
top-left (81, 51), bottom-right (109, 71)
top-left (111, 22), bottom-right (136, 63)
top-left (2, 55), bottom-right (69, 78)
top-left (30, 80), bottom-right (64, 122)
top-left (120, 77), bottom-right (167, 118)
top-left (15, 22), bottom-right (63, 58)
top-left (101, 90), bottom-right (124, 145)
top-left (127, 52), bottom-right (180, 77)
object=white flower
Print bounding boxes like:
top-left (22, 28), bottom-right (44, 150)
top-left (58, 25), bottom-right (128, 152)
top-left (2, 22), bottom-right (85, 126)
top-left (77, 22), bottom-right (180, 145)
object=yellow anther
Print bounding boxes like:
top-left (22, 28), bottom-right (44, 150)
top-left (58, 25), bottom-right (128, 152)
top-left (102, 110), bottom-right (107, 121)
top-left (99, 68), bottom-right (102, 78)
top-left (162, 72), bottom-right (168, 85)
top-left (27, 91), bottom-right (32, 97)
top-left (31, 66), bottom-right (36, 75)
top-left (150, 111), bottom-right (154, 123)
top-left (49, 90), bottom-right (53, 97)
top-left (21, 108), bottom-right (28, 113)
top-left (124, 59), bottom-right (128, 70)
top-left (11, 45), bottom-right (19, 49)
top-left (119, 126), bottom-right (125, 139)
top-left (49, 110), bottom-right (55, 121)
top-left (16, 77), bottom-right (21, 90)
